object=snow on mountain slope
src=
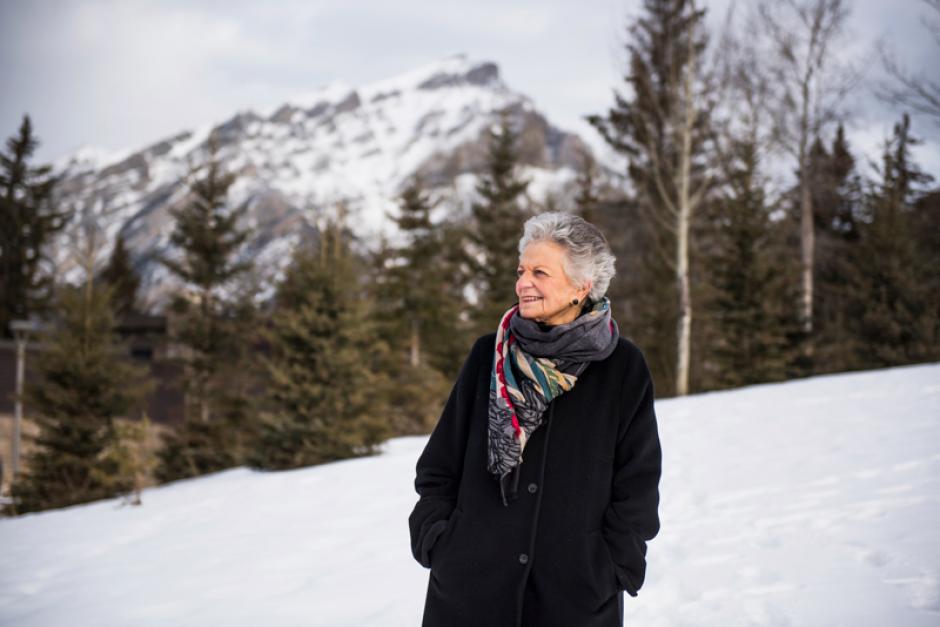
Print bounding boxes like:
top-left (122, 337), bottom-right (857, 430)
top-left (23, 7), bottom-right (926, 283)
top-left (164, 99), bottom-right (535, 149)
top-left (2, 362), bottom-right (937, 626)
top-left (51, 54), bottom-right (590, 311)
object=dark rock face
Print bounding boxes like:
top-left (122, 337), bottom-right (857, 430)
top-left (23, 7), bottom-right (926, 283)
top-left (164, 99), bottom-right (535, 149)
top-left (413, 107), bottom-right (589, 188)
top-left (419, 62), bottom-right (500, 90)
top-left (334, 91), bottom-right (361, 115)
top-left (465, 62), bottom-right (500, 86)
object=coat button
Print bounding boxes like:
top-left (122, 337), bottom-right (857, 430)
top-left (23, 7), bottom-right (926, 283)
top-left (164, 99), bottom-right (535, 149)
top-left (527, 482), bottom-right (538, 493)
top-left (519, 553), bottom-right (529, 564)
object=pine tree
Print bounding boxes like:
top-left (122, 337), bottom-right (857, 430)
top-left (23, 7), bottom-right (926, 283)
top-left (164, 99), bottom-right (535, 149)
top-left (811, 125), bottom-right (862, 239)
top-left (371, 177), bottom-right (464, 434)
top-left (587, 0), bottom-right (712, 395)
top-left (574, 149), bottom-right (602, 224)
top-left (843, 114), bottom-right (937, 367)
top-left (701, 139), bottom-right (796, 388)
top-left (468, 112), bottom-right (530, 336)
top-left (0, 114), bottom-right (70, 338)
top-left (910, 188), bottom-right (940, 350)
top-left (154, 133), bottom-right (256, 483)
top-left (389, 177), bottom-right (467, 370)
top-left (610, 196), bottom-right (678, 391)
top-left (809, 126), bottom-right (867, 373)
top-left (435, 217), bottom-right (478, 379)
top-left (6, 278), bottom-right (152, 514)
top-left (98, 233), bottom-right (141, 318)
top-left (248, 218), bottom-right (391, 469)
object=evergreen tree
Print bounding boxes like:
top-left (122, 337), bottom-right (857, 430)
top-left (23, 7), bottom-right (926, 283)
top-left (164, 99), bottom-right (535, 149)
top-left (910, 188), bottom-right (940, 346)
top-left (811, 125), bottom-right (862, 238)
top-left (574, 149), bottom-right (602, 224)
top-left (389, 177), bottom-right (466, 370)
top-left (468, 112), bottom-right (531, 336)
top-left (248, 218), bottom-right (391, 469)
top-left (843, 114), bottom-right (937, 367)
top-left (435, 217), bottom-right (478, 379)
top-left (809, 126), bottom-right (867, 373)
top-left (371, 177), bottom-right (464, 434)
top-left (700, 139), bottom-right (796, 388)
top-left (6, 278), bottom-right (152, 514)
top-left (98, 233), bottom-right (141, 318)
top-left (154, 134), bottom-right (256, 483)
top-left (609, 195), bottom-right (678, 391)
top-left (0, 114), bottom-right (70, 338)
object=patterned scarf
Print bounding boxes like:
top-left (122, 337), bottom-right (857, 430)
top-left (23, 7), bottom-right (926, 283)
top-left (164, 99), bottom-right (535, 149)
top-left (487, 296), bottom-right (620, 506)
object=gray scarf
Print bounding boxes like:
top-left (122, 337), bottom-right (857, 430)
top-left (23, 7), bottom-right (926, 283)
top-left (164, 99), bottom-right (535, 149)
top-left (487, 296), bottom-right (620, 506)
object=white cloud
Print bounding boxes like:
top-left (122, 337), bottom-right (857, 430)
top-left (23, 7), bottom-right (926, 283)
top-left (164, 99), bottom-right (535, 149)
top-left (0, 0), bottom-right (935, 179)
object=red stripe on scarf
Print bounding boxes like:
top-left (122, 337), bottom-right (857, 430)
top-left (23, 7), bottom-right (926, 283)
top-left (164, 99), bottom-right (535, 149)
top-left (496, 306), bottom-right (523, 440)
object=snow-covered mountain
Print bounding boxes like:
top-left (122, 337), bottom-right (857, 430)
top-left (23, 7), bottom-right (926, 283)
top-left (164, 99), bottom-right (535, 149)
top-left (51, 54), bottom-right (594, 311)
top-left (1, 362), bottom-right (938, 626)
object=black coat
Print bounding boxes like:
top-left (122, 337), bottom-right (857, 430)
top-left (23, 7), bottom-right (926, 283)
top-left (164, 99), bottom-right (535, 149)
top-left (408, 332), bottom-right (663, 627)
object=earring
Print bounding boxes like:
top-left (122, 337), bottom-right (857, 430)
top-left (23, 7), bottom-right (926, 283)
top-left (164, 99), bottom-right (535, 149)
top-left (571, 297), bottom-right (580, 305)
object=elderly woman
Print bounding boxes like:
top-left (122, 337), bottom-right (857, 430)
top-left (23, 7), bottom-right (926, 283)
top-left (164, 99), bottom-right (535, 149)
top-left (408, 211), bottom-right (662, 627)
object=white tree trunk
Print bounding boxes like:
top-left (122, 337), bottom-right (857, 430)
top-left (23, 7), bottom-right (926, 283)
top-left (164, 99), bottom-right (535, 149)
top-left (800, 173), bottom-right (815, 341)
top-left (675, 1), bottom-right (698, 397)
top-left (676, 204), bottom-right (692, 396)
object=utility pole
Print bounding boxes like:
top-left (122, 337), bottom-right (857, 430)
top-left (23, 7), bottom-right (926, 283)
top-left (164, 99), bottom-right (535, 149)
top-left (8, 318), bottom-right (49, 481)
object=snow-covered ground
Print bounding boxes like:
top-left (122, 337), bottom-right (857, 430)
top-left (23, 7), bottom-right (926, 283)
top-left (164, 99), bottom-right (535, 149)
top-left (1, 362), bottom-right (938, 626)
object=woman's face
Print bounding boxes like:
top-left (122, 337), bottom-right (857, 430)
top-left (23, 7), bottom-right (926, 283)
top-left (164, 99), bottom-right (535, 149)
top-left (516, 240), bottom-right (591, 326)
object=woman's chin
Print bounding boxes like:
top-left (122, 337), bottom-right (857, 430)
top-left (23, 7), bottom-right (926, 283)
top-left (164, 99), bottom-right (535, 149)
top-left (517, 305), bottom-right (545, 321)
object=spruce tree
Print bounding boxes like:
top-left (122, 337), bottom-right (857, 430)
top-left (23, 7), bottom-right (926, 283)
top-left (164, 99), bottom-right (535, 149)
top-left (248, 218), bottom-right (391, 469)
top-left (99, 233), bottom-right (141, 318)
top-left (574, 149), bottom-right (602, 224)
top-left (388, 177), bottom-right (466, 370)
top-left (0, 114), bottom-right (70, 338)
top-left (372, 177), bottom-right (463, 434)
top-left (843, 114), bottom-right (937, 367)
top-left (154, 134), bottom-right (256, 483)
top-left (701, 139), bottom-right (795, 388)
top-left (435, 217), bottom-right (478, 378)
top-left (468, 112), bottom-right (530, 336)
top-left (811, 125), bottom-right (862, 239)
top-left (910, 188), bottom-right (940, 351)
top-left (809, 127), bottom-right (867, 373)
top-left (6, 278), bottom-right (152, 514)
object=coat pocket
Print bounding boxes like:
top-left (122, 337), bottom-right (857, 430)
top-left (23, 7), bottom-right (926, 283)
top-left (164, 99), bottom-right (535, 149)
top-left (429, 506), bottom-right (463, 569)
top-left (589, 529), bottom-right (620, 598)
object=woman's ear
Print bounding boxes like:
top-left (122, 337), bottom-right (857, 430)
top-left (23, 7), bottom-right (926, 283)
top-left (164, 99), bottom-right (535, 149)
top-left (579, 281), bottom-right (593, 302)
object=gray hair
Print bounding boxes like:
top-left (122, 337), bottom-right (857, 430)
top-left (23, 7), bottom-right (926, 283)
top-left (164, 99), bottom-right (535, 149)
top-left (517, 211), bottom-right (616, 302)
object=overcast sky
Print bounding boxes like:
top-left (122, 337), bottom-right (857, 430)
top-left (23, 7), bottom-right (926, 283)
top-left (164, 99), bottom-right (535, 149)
top-left (2, 0), bottom-right (937, 174)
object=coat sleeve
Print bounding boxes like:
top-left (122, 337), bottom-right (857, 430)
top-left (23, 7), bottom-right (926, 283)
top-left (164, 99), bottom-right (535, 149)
top-left (408, 335), bottom-right (486, 568)
top-left (602, 347), bottom-right (662, 597)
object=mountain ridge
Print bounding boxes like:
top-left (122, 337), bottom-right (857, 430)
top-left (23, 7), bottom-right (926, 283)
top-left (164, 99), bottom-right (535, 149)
top-left (50, 54), bottom-right (599, 312)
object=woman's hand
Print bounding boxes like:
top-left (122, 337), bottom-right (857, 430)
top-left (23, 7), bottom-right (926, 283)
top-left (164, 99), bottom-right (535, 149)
top-left (601, 352), bottom-right (662, 596)
top-left (408, 337), bottom-right (486, 568)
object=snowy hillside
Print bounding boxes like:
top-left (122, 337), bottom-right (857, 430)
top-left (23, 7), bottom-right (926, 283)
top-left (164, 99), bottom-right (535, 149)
top-left (1, 362), bottom-right (938, 626)
top-left (51, 54), bottom-right (592, 311)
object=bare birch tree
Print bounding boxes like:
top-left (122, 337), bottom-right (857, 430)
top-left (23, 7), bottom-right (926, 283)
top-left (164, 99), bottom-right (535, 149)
top-left (589, 0), bottom-right (712, 396)
top-left (755, 0), bottom-right (859, 357)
